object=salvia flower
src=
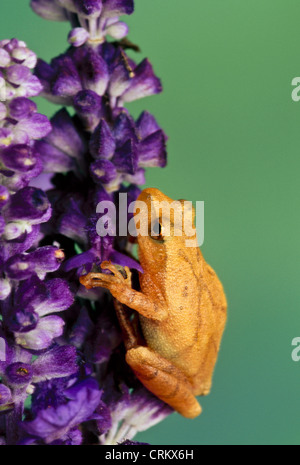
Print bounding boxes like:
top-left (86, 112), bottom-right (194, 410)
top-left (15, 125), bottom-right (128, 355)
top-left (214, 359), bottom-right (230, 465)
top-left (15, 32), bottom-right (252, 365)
top-left (0, 0), bottom-right (172, 445)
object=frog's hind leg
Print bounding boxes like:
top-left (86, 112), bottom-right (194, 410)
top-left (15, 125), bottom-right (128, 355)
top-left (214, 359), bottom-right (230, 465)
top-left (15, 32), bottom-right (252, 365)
top-left (126, 346), bottom-right (202, 419)
top-left (112, 299), bottom-right (145, 350)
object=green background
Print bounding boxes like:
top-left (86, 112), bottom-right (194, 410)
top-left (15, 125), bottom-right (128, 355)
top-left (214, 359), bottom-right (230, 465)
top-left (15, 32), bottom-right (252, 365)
top-left (2, 0), bottom-right (300, 445)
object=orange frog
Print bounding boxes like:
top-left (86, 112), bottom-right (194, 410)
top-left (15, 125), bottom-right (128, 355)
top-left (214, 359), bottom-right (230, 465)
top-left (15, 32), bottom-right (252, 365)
top-left (80, 188), bottom-right (227, 418)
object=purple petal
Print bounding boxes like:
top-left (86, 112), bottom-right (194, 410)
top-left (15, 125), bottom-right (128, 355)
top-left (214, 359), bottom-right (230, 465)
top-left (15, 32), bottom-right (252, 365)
top-left (90, 159), bottom-right (117, 184)
top-left (15, 316), bottom-right (65, 350)
top-left (102, 0), bottom-right (134, 18)
top-left (110, 251), bottom-right (143, 273)
top-left (32, 345), bottom-right (78, 382)
top-left (4, 254), bottom-right (36, 281)
top-left (45, 109), bottom-right (86, 159)
top-left (125, 167), bottom-right (145, 186)
top-left (16, 113), bottom-right (52, 140)
top-left (8, 97), bottom-right (37, 120)
top-left (138, 130), bottom-right (167, 168)
top-left (105, 21), bottom-right (129, 40)
top-left (5, 247), bottom-right (65, 281)
top-left (30, 0), bottom-right (68, 21)
top-left (0, 384), bottom-right (12, 405)
top-left (34, 59), bottom-right (55, 98)
top-left (4, 224), bottom-right (41, 256)
top-left (68, 28), bottom-right (90, 47)
top-left (109, 60), bottom-right (132, 99)
top-left (0, 144), bottom-right (38, 173)
top-left (113, 110), bottom-right (137, 144)
top-left (4, 187), bottom-right (51, 224)
top-left (28, 246), bottom-right (65, 278)
top-left (21, 74), bottom-right (44, 97)
top-left (69, 307), bottom-right (94, 348)
top-left (90, 119), bottom-right (116, 159)
top-left (6, 65), bottom-right (31, 85)
top-left (34, 140), bottom-right (76, 173)
top-left (64, 250), bottom-right (95, 273)
top-left (0, 48), bottom-right (10, 67)
top-left (0, 279), bottom-right (11, 301)
top-left (136, 111), bottom-right (161, 139)
top-left (0, 215), bottom-right (4, 235)
top-left (51, 56), bottom-right (82, 98)
top-left (0, 102), bottom-right (7, 120)
top-left (80, 49), bottom-right (109, 96)
top-left (34, 279), bottom-right (74, 316)
top-left (112, 139), bottom-right (137, 174)
top-left (57, 198), bottom-right (88, 243)
top-left (29, 173), bottom-right (54, 190)
top-left (11, 46), bottom-right (37, 68)
top-left (73, 90), bottom-right (104, 131)
top-left (74, 0), bottom-right (103, 16)
top-left (120, 59), bottom-right (162, 104)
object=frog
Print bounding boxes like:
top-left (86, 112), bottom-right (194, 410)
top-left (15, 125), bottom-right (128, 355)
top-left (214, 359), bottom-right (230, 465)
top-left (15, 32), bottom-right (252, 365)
top-left (80, 188), bottom-right (227, 418)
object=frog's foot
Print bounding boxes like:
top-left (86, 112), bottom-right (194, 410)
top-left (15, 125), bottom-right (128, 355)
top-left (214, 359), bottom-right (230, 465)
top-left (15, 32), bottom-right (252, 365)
top-left (126, 346), bottom-right (202, 419)
top-left (100, 261), bottom-right (132, 285)
top-left (79, 261), bottom-right (131, 290)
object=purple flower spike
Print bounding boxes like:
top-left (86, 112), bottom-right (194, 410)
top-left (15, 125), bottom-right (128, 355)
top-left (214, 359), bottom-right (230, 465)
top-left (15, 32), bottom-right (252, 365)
top-left (0, 0), bottom-right (171, 446)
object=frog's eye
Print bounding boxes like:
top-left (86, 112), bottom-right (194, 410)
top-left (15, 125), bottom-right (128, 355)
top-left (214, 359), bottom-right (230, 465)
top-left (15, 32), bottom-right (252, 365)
top-left (149, 219), bottom-right (164, 241)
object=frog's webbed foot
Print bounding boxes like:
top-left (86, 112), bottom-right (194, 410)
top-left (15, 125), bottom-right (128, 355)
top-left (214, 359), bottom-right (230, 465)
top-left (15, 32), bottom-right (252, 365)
top-left (79, 261), bottom-right (132, 291)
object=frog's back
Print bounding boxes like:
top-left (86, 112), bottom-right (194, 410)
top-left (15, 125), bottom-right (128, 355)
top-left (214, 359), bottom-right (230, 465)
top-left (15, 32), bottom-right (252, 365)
top-left (140, 248), bottom-right (227, 397)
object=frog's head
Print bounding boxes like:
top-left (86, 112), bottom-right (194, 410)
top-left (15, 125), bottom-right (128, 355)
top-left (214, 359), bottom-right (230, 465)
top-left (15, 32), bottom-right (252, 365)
top-left (133, 188), bottom-right (197, 271)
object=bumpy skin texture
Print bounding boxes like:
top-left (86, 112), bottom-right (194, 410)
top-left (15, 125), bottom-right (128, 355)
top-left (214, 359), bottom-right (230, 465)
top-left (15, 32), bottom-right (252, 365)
top-left (80, 188), bottom-right (227, 418)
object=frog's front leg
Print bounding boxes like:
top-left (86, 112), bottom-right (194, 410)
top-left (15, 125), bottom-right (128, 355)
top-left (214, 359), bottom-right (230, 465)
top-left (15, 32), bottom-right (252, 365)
top-left (126, 346), bottom-right (202, 419)
top-left (79, 262), bottom-right (167, 322)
